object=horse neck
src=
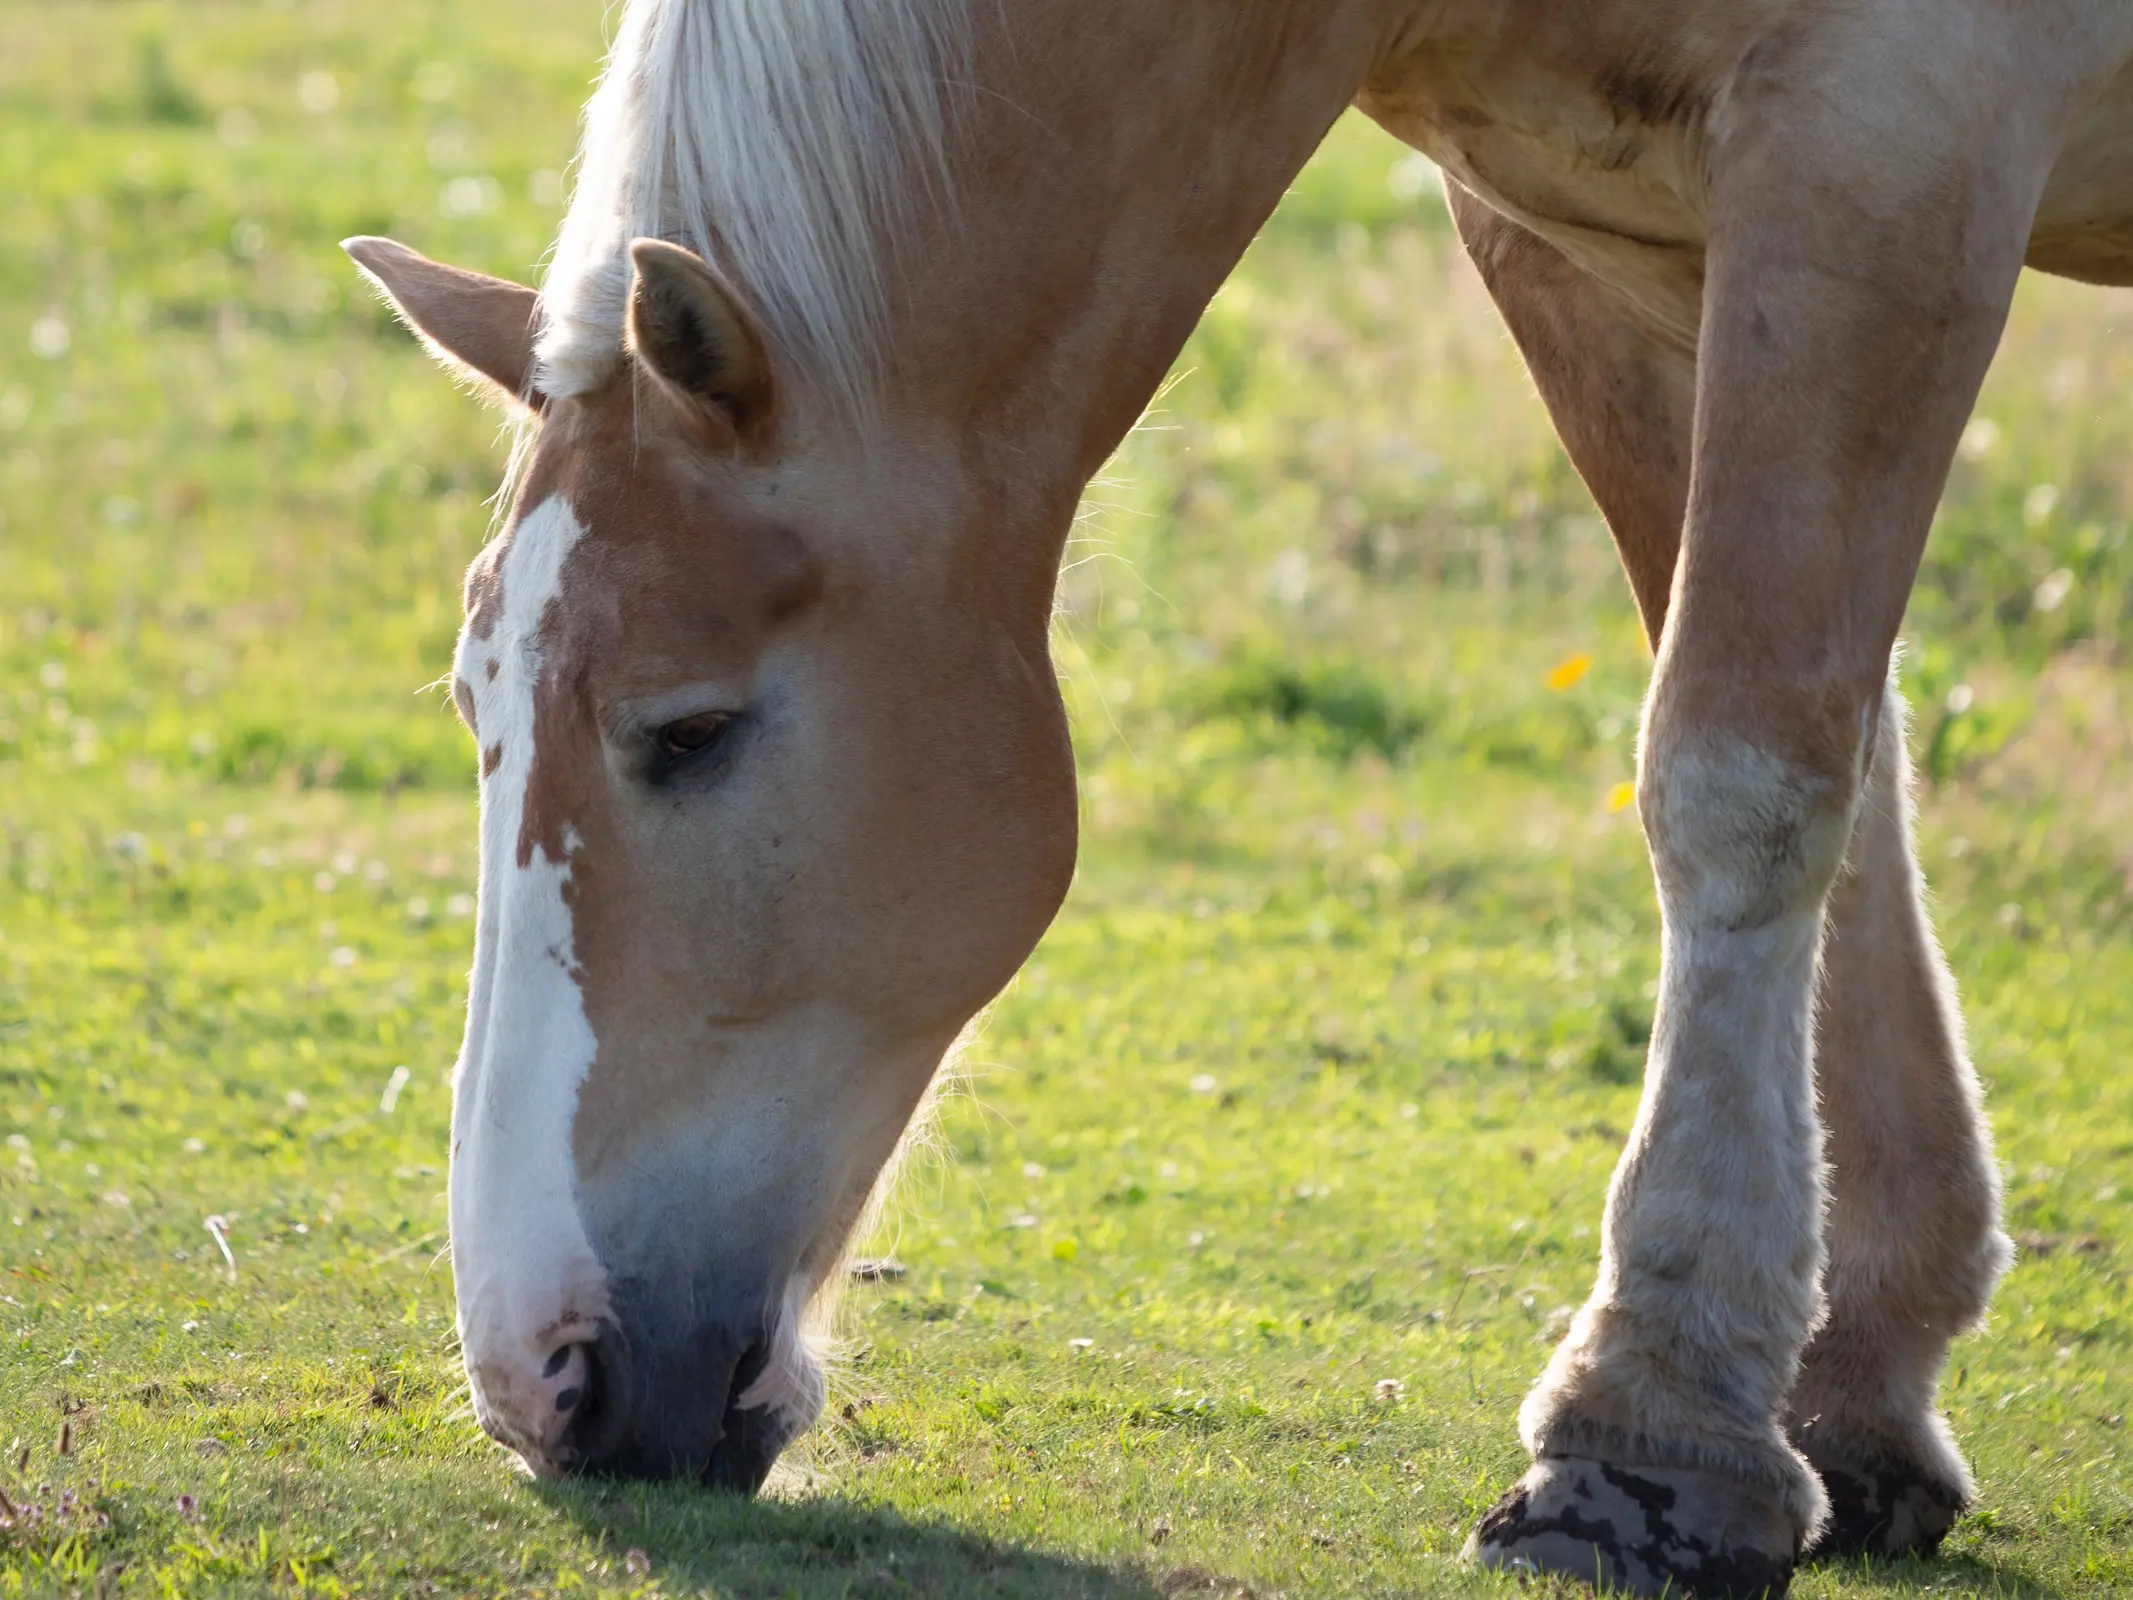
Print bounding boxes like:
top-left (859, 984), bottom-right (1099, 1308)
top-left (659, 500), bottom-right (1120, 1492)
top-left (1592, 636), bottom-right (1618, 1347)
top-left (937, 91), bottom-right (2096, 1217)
top-left (870, 1), bottom-right (1407, 594)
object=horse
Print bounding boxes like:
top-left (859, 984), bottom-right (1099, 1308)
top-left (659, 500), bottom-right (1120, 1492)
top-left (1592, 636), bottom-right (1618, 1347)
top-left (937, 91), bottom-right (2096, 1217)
top-left (343, 1), bottom-right (2133, 1593)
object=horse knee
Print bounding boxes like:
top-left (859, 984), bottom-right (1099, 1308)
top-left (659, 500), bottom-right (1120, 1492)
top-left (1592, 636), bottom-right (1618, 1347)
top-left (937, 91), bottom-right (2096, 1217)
top-left (1639, 707), bottom-right (1870, 931)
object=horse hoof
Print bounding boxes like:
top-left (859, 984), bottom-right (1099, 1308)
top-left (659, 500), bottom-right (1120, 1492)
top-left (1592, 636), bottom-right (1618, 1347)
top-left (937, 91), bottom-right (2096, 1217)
top-left (1807, 1456), bottom-right (1965, 1558)
top-left (1464, 1455), bottom-right (1798, 1598)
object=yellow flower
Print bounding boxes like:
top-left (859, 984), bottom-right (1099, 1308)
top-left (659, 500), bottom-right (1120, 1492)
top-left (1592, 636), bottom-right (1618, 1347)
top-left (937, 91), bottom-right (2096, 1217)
top-left (1606, 781), bottom-right (1636, 814)
top-left (1545, 651), bottom-right (1593, 691)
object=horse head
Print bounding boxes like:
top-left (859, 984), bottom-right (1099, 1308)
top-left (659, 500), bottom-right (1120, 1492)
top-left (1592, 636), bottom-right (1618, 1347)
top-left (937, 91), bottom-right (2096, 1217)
top-left (348, 234), bottom-right (1077, 1484)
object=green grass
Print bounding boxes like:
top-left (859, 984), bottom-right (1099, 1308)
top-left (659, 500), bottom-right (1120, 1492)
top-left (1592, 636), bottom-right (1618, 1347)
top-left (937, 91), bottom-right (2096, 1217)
top-left (3, 2), bottom-right (2130, 1594)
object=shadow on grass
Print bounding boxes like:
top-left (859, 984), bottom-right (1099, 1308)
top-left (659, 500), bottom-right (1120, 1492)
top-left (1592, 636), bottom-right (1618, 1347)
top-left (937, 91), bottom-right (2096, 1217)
top-left (532, 1479), bottom-right (1233, 1600)
top-left (1808, 1547), bottom-right (2066, 1599)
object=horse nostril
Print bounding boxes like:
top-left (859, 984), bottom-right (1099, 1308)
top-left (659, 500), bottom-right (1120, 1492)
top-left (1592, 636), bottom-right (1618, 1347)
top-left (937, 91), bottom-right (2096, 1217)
top-left (560, 1324), bottom-right (633, 1471)
top-left (728, 1340), bottom-right (770, 1412)
top-left (534, 1341), bottom-right (595, 1440)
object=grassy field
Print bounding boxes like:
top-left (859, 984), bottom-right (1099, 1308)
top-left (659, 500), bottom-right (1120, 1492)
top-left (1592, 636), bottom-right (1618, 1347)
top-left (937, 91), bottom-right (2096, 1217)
top-left (3, 2), bottom-right (2131, 1595)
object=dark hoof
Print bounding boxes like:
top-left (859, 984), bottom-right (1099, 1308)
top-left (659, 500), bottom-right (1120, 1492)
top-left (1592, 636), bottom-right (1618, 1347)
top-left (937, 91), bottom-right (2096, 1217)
top-left (1809, 1460), bottom-right (1965, 1558)
top-left (1465, 1456), bottom-right (1798, 1598)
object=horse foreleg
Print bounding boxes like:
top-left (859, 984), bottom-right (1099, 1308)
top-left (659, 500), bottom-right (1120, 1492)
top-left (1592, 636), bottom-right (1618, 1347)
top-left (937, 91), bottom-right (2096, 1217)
top-left (1446, 177), bottom-right (2011, 1571)
top-left (1452, 183), bottom-right (1814, 1594)
top-left (1444, 73), bottom-right (2040, 1584)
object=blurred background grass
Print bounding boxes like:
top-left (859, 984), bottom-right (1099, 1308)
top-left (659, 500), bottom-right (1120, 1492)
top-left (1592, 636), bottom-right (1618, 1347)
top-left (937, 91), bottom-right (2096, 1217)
top-left (9, 4), bottom-right (2133, 866)
top-left (2, 3), bottom-right (2130, 1596)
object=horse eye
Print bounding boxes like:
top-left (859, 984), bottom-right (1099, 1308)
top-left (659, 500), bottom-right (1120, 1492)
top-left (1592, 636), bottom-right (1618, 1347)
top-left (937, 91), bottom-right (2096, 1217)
top-left (656, 710), bottom-right (733, 762)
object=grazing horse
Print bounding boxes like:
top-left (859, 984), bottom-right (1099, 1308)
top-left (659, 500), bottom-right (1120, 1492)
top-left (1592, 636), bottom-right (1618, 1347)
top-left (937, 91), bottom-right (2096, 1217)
top-left (346, 0), bottom-right (2133, 1592)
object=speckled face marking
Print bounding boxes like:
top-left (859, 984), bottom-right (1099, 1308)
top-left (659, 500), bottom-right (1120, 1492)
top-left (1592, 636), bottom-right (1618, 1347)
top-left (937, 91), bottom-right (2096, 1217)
top-left (448, 494), bottom-right (611, 1472)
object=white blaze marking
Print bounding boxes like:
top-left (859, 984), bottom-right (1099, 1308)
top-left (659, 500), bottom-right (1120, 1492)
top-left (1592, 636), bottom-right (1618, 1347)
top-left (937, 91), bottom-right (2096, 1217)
top-left (449, 495), bottom-right (610, 1468)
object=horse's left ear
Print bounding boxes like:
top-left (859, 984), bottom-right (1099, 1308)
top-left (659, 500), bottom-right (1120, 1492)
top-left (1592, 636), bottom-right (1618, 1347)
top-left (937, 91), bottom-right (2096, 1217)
top-left (342, 237), bottom-right (543, 413)
top-left (626, 238), bottom-right (776, 441)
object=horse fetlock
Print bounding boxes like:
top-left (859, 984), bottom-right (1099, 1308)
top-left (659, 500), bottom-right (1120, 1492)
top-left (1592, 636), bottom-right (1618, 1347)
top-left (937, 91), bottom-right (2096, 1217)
top-left (1800, 1212), bottom-right (2009, 1424)
top-left (1519, 1306), bottom-right (1829, 1538)
top-left (1788, 1325), bottom-right (1979, 1558)
top-left (1467, 1455), bottom-right (1802, 1599)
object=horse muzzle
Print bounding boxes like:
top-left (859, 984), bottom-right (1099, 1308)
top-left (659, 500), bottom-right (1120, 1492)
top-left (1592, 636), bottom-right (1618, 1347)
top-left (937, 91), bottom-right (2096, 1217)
top-left (549, 1285), bottom-right (808, 1488)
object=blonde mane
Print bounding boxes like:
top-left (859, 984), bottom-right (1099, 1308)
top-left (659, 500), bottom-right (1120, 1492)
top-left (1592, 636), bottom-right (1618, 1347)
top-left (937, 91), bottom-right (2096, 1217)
top-left (535, 0), bottom-right (972, 407)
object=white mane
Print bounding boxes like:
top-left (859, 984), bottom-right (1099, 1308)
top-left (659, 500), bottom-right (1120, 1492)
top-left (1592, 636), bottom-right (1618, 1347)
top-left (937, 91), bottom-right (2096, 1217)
top-left (536, 0), bottom-right (972, 407)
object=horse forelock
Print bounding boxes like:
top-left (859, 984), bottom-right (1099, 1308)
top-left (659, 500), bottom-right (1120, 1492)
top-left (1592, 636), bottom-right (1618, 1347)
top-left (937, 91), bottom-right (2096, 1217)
top-left (534, 0), bottom-right (974, 414)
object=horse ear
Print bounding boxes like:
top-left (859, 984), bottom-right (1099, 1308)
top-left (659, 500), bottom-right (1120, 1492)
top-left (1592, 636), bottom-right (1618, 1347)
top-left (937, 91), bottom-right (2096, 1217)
top-left (342, 236), bottom-right (542, 412)
top-left (626, 238), bottom-right (775, 440)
